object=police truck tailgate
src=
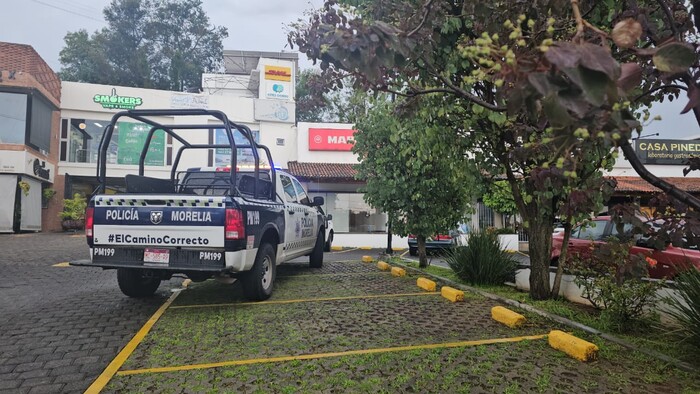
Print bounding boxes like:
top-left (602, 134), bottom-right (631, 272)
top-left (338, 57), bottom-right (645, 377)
top-left (89, 195), bottom-right (229, 269)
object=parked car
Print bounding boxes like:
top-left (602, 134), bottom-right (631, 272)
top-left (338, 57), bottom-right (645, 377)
top-left (551, 216), bottom-right (700, 279)
top-left (407, 224), bottom-right (469, 256)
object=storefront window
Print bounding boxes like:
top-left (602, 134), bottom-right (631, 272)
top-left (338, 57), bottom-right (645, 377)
top-left (65, 119), bottom-right (165, 166)
top-left (0, 92), bottom-right (28, 145)
top-left (310, 192), bottom-right (388, 233)
top-left (28, 95), bottom-right (52, 152)
top-left (69, 119), bottom-right (105, 163)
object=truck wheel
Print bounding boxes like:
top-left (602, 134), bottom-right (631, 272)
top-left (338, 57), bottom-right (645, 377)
top-left (324, 230), bottom-right (333, 252)
top-left (242, 243), bottom-right (276, 301)
top-left (409, 247), bottom-right (418, 257)
top-left (117, 268), bottom-right (161, 298)
top-left (310, 230), bottom-right (324, 268)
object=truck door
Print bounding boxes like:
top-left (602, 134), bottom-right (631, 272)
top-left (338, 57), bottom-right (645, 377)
top-left (280, 174), bottom-right (304, 257)
top-left (292, 177), bottom-right (318, 251)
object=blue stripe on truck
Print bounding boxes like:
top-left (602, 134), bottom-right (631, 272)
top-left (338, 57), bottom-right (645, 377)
top-left (94, 206), bottom-right (226, 226)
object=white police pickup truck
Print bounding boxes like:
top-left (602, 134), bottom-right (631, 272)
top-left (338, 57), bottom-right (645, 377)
top-left (71, 109), bottom-right (326, 301)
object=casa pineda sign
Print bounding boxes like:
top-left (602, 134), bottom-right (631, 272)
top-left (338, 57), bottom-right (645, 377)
top-left (636, 139), bottom-right (700, 165)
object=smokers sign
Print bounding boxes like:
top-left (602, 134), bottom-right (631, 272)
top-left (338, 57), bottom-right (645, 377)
top-left (636, 139), bottom-right (700, 165)
top-left (308, 128), bottom-right (357, 151)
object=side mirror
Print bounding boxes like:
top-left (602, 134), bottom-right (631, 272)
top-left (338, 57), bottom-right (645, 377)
top-left (311, 196), bottom-right (324, 206)
top-left (326, 214), bottom-right (333, 220)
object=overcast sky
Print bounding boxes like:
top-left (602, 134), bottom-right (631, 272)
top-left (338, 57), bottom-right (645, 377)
top-left (1, 0), bottom-right (698, 139)
top-left (0, 0), bottom-right (321, 69)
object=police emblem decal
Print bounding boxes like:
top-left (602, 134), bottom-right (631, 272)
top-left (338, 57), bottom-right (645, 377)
top-left (150, 211), bottom-right (163, 225)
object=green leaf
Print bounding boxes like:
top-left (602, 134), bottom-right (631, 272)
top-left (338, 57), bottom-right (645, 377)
top-left (577, 67), bottom-right (610, 106)
top-left (542, 94), bottom-right (572, 127)
top-left (488, 111), bottom-right (507, 125)
top-left (653, 42), bottom-right (697, 74)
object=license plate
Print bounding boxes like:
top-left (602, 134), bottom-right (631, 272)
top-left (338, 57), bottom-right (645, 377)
top-left (144, 248), bottom-right (170, 265)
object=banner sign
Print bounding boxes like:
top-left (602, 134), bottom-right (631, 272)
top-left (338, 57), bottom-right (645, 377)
top-left (214, 129), bottom-right (260, 166)
top-left (254, 99), bottom-right (294, 123)
top-left (170, 92), bottom-right (209, 109)
top-left (93, 88), bottom-right (143, 110)
top-left (308, 128), bottom-right (356, 151)
top-left (635, 139), bottom-right (700, 165)
top-left (117, 122), bottom-right (165, 166)
top-left (263, 65), bottom-right (292, 100)
top-left (264, 66), bottom-right (292, 82)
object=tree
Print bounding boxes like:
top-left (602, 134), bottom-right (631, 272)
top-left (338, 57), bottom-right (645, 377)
top-left (295, 69), bottom-right (369, 123)
top-left (59, 0), bottom-right (227, 91)
top-left (353, 95), bottom-right (475, 268)
top-left (482, 181), bottom-right (518, 219)
top-left (289, 0), bottom-right (698, 299)
top-left (296, 69), bottom-right (330, 122)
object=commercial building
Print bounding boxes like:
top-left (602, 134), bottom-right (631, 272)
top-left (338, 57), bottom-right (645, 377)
top-left (606, 139), bottom-right (700, 207)
top-left (0, 42), bottom-right (61, 233)
top-left (5, 41), bottom-right (698, 248)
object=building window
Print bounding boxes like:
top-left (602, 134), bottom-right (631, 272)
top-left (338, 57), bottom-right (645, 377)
top-left (478, 202), bottom-right (495, 230)
top-left (28, 94), bottom-right (52, 153)
top-left (310, 192), bottom-right (388, 233)
top-left (0, 92), bottom-right (28, 145)
top-left (68, 119), bottom-right (105, 164)
top-left (62, 119), bottom-right (166, 166)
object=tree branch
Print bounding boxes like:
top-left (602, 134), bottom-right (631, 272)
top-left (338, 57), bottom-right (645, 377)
top-left (620, 139), bottom-right (700, 211)
top-left (633, 83), bottom-right (687, 102)
top-left (435, 75), bottom-right (507, 112)
top-left (656, 0), bottom-right (680, 39)
top-left (571, 0), bottom-right (585, 43)
top-left (406, 0), bottom-right (436, 37)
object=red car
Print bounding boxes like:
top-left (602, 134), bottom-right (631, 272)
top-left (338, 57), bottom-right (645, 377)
top-left (551, 216), bottom-right (700, 279)
top-left (407, 233), bottom-right (455, 256)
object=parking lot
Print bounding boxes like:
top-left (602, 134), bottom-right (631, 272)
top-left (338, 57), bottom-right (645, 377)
top-left (1, 233), bottom-right (697, 393)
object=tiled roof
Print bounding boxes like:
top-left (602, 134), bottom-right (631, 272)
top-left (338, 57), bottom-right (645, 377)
top-left (287, 161), bottom-right (360, 182)
top-left (0, 42), bottom-right (61, 102)
top-left (608, 176), bottom-right (700, 193)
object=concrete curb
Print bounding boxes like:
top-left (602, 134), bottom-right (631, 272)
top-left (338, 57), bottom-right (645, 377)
top-left (377, 261), bottom-right (391, 271)
top-left (491, 306), bottom-right (526, 328)
top-left (441, 286), bottom-right (464, 302)
top-left (391, 267), bottom-right (406, 277)
top-left (390, 259), bottom-right (697, 373)
top-left (417, 277), bottom-right (437, 292)
top-left (548, 330), bottom-right (599, 362)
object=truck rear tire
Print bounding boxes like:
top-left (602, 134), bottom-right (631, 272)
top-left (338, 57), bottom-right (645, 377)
top-left (310, 230), bottom-right (324, 268)
top-left (117, 268), bottom-right (161, 298)
top-left (324, 230), bottom-right (333, 252)
top-left (242, 243), bottom-right (276, 301)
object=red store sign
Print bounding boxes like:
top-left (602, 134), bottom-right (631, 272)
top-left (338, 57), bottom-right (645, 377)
top-left (308, 128), bottom-right (356, 151)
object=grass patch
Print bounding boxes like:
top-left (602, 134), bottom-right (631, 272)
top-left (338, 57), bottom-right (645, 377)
top-left (397, 257), bottom-right (700, 366)
top-left (108, 339), bottom-right (700, 393)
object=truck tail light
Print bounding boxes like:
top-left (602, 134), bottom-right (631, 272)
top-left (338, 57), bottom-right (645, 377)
top-left (85, 207), bottom-right (94, 238)
top-left (225, 208), bottom-right (245, 240)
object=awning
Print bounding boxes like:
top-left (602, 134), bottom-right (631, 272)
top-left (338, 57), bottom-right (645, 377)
top-left (287, 161), bottom-right (361, 183)
top-left (608, 176), bottom-right (700, 193)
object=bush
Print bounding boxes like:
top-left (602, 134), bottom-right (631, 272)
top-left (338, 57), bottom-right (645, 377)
top-left (60, 193), bottom-right (87, 220)
top-left (571, 238), bottom-right (662, 331)
top-left (665, 269), bottom-right (700, 348)
top-left (489, 227), bottom-right (516, 235)
top-left (446, 231), bottom-right (516, 285)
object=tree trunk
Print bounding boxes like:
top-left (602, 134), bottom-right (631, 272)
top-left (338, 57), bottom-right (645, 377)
top-left (385, 217), bottom-right (393, 255)
top-left (418, 234), bottom-right (428, 268)
top-left (551, 222), bottom-right (572, 298)
top-left (527, 215), bottom-right (553, 300)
